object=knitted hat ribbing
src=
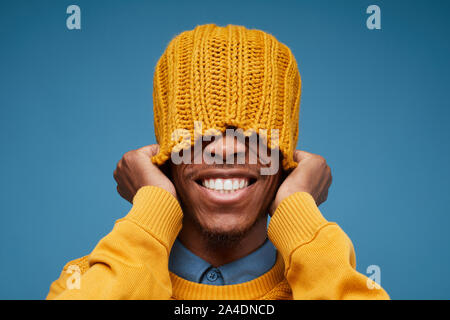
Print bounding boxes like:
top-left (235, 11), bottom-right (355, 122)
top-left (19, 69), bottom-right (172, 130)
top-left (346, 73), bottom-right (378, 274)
top-left (151, 23), bottom-right (301, 171)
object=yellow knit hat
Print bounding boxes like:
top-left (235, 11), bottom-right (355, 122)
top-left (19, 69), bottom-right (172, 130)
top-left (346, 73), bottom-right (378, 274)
top-left (151, 23), bottom-right (301, 171)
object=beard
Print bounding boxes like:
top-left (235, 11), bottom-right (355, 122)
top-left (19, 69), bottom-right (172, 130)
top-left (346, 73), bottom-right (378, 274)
top-left (186, 209), bottom-right (268, 251)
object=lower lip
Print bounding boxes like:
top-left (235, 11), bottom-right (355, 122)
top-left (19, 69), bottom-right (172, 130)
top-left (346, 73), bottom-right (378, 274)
top-left (195, 182), bottom-right (256, 205)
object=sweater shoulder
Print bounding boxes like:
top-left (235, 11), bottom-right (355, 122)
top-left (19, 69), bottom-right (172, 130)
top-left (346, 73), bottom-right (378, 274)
top-left (260, 279), bottom-right (292, 300)
top-left (46, 255), bottom-right (90, 299)
top-left (63, 255), bottom-right (90, 274)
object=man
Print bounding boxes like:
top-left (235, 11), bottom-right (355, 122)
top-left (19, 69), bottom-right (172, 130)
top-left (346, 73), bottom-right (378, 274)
top-left (46, 23), bottom-right (389, 300)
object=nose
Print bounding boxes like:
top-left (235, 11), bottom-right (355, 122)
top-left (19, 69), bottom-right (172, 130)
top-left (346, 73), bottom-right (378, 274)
top-left (204, 131), bottom-right (247, 163)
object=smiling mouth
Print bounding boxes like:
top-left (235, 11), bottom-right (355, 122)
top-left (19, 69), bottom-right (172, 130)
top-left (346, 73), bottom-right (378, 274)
top-left (195, 177), bottom-right (257, 193)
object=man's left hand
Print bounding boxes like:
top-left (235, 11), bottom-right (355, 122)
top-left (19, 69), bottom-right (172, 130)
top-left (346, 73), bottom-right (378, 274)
top-left (269, 150), bottom-right (332, 216)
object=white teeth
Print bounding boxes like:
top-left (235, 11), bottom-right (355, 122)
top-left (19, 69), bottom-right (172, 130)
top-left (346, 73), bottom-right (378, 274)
top-left (201, 178), bottom-right (250, 192)
top-left (223, 179), bottom-right (233, 191)
top-left (214, 179), bottom-right (223, 191)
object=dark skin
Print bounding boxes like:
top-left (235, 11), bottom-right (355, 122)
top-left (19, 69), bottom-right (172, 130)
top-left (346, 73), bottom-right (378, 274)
top-left (169, 133), bottom-right (284, 266)
top-left (114, 132), bottom-right (332, 267)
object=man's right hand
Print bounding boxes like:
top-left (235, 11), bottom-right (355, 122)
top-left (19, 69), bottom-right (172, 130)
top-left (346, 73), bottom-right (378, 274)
top-left (113, 144), bottom-right (177, 203)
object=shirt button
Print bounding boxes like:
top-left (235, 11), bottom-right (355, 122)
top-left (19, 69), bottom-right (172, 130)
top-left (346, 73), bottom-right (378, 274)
top-left (206, 269), bottom-right (219, 282)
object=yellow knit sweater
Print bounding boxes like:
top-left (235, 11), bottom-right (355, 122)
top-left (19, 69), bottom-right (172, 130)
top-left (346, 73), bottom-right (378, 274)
top-left (46, 186), bottom-right (389, 300)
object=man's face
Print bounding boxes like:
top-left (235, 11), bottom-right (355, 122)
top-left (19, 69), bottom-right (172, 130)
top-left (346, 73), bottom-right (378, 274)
top-left (169, 130), bottom-right (283, 244)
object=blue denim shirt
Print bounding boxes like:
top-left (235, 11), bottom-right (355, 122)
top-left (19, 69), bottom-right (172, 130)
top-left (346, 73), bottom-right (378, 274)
top-left (168, 238), bottom-right (277, 285)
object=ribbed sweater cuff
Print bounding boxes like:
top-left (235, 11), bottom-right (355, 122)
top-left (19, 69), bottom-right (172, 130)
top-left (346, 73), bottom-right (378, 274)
top-left (124, 186), bottom-right (183, 250)
top-left (268, 192), bottom-right (330, 262)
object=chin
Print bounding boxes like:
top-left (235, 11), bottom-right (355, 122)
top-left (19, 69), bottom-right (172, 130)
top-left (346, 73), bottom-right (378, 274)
top-left (194, 209), bottom-right (263, 239)
top-left (201, 215), bottom-right (249, 234)
top-left (197, 222), bottom-right (250, 249)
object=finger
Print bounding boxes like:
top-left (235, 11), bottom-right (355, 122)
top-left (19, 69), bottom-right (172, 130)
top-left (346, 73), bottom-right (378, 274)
top-left (322, 174), bottom-right (332, 195)
top-left (293, 150), bottom-right (314, 163)
top-left (318, 178), bottom-right (332, 205)
top-left (116, 185), bottom-right (131, 203)
top-left (138, 144), bottom-right (160, 157)
top-left (318, 188), bottom-right (328, 206)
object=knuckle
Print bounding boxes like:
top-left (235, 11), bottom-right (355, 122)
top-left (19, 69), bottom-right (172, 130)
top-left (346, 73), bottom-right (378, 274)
top-left (123, 150), bottom-right (136, 162)
top-left (123, 151), bottom-right (131, 160)
top-left (314, 155), bottom-right (327, 166)
top-left (150, 144), bottom-right (160, 156)
top-left (116, 185), bottom-right (125, 197)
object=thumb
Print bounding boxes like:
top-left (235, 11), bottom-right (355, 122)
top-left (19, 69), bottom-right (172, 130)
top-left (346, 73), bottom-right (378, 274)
top-left (138, 144), bottom-right (160, 157)
top-left (293, 150), bottom-right (313, 163)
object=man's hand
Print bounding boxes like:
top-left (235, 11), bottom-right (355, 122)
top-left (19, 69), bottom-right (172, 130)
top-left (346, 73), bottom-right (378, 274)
top-left (113, 144), bottom-right (177, 203)
top-left (270, 150), bottom-right (332, 215)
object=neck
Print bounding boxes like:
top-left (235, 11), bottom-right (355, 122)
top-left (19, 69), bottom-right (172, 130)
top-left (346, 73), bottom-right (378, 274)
top-left (177, 215), bottom-right (268, 267)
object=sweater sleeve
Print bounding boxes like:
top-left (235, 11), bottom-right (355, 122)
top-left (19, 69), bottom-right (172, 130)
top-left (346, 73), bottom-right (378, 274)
top-left (267, 192), bottom-right (390, 300)
top-left (46, 186), bottom-right (183, 300)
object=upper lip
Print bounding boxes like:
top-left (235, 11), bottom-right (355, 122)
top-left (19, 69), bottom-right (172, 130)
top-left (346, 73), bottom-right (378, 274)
top-left (191, 168), bottom-right (258, 182)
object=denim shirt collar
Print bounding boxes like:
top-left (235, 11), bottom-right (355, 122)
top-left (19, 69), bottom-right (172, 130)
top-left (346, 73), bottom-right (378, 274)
top-left (168, 238), bottom-right (277, 285)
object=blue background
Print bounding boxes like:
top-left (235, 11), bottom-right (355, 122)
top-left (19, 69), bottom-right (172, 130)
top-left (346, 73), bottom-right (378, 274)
top-left (1, 0), bottom-right (449, 299)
